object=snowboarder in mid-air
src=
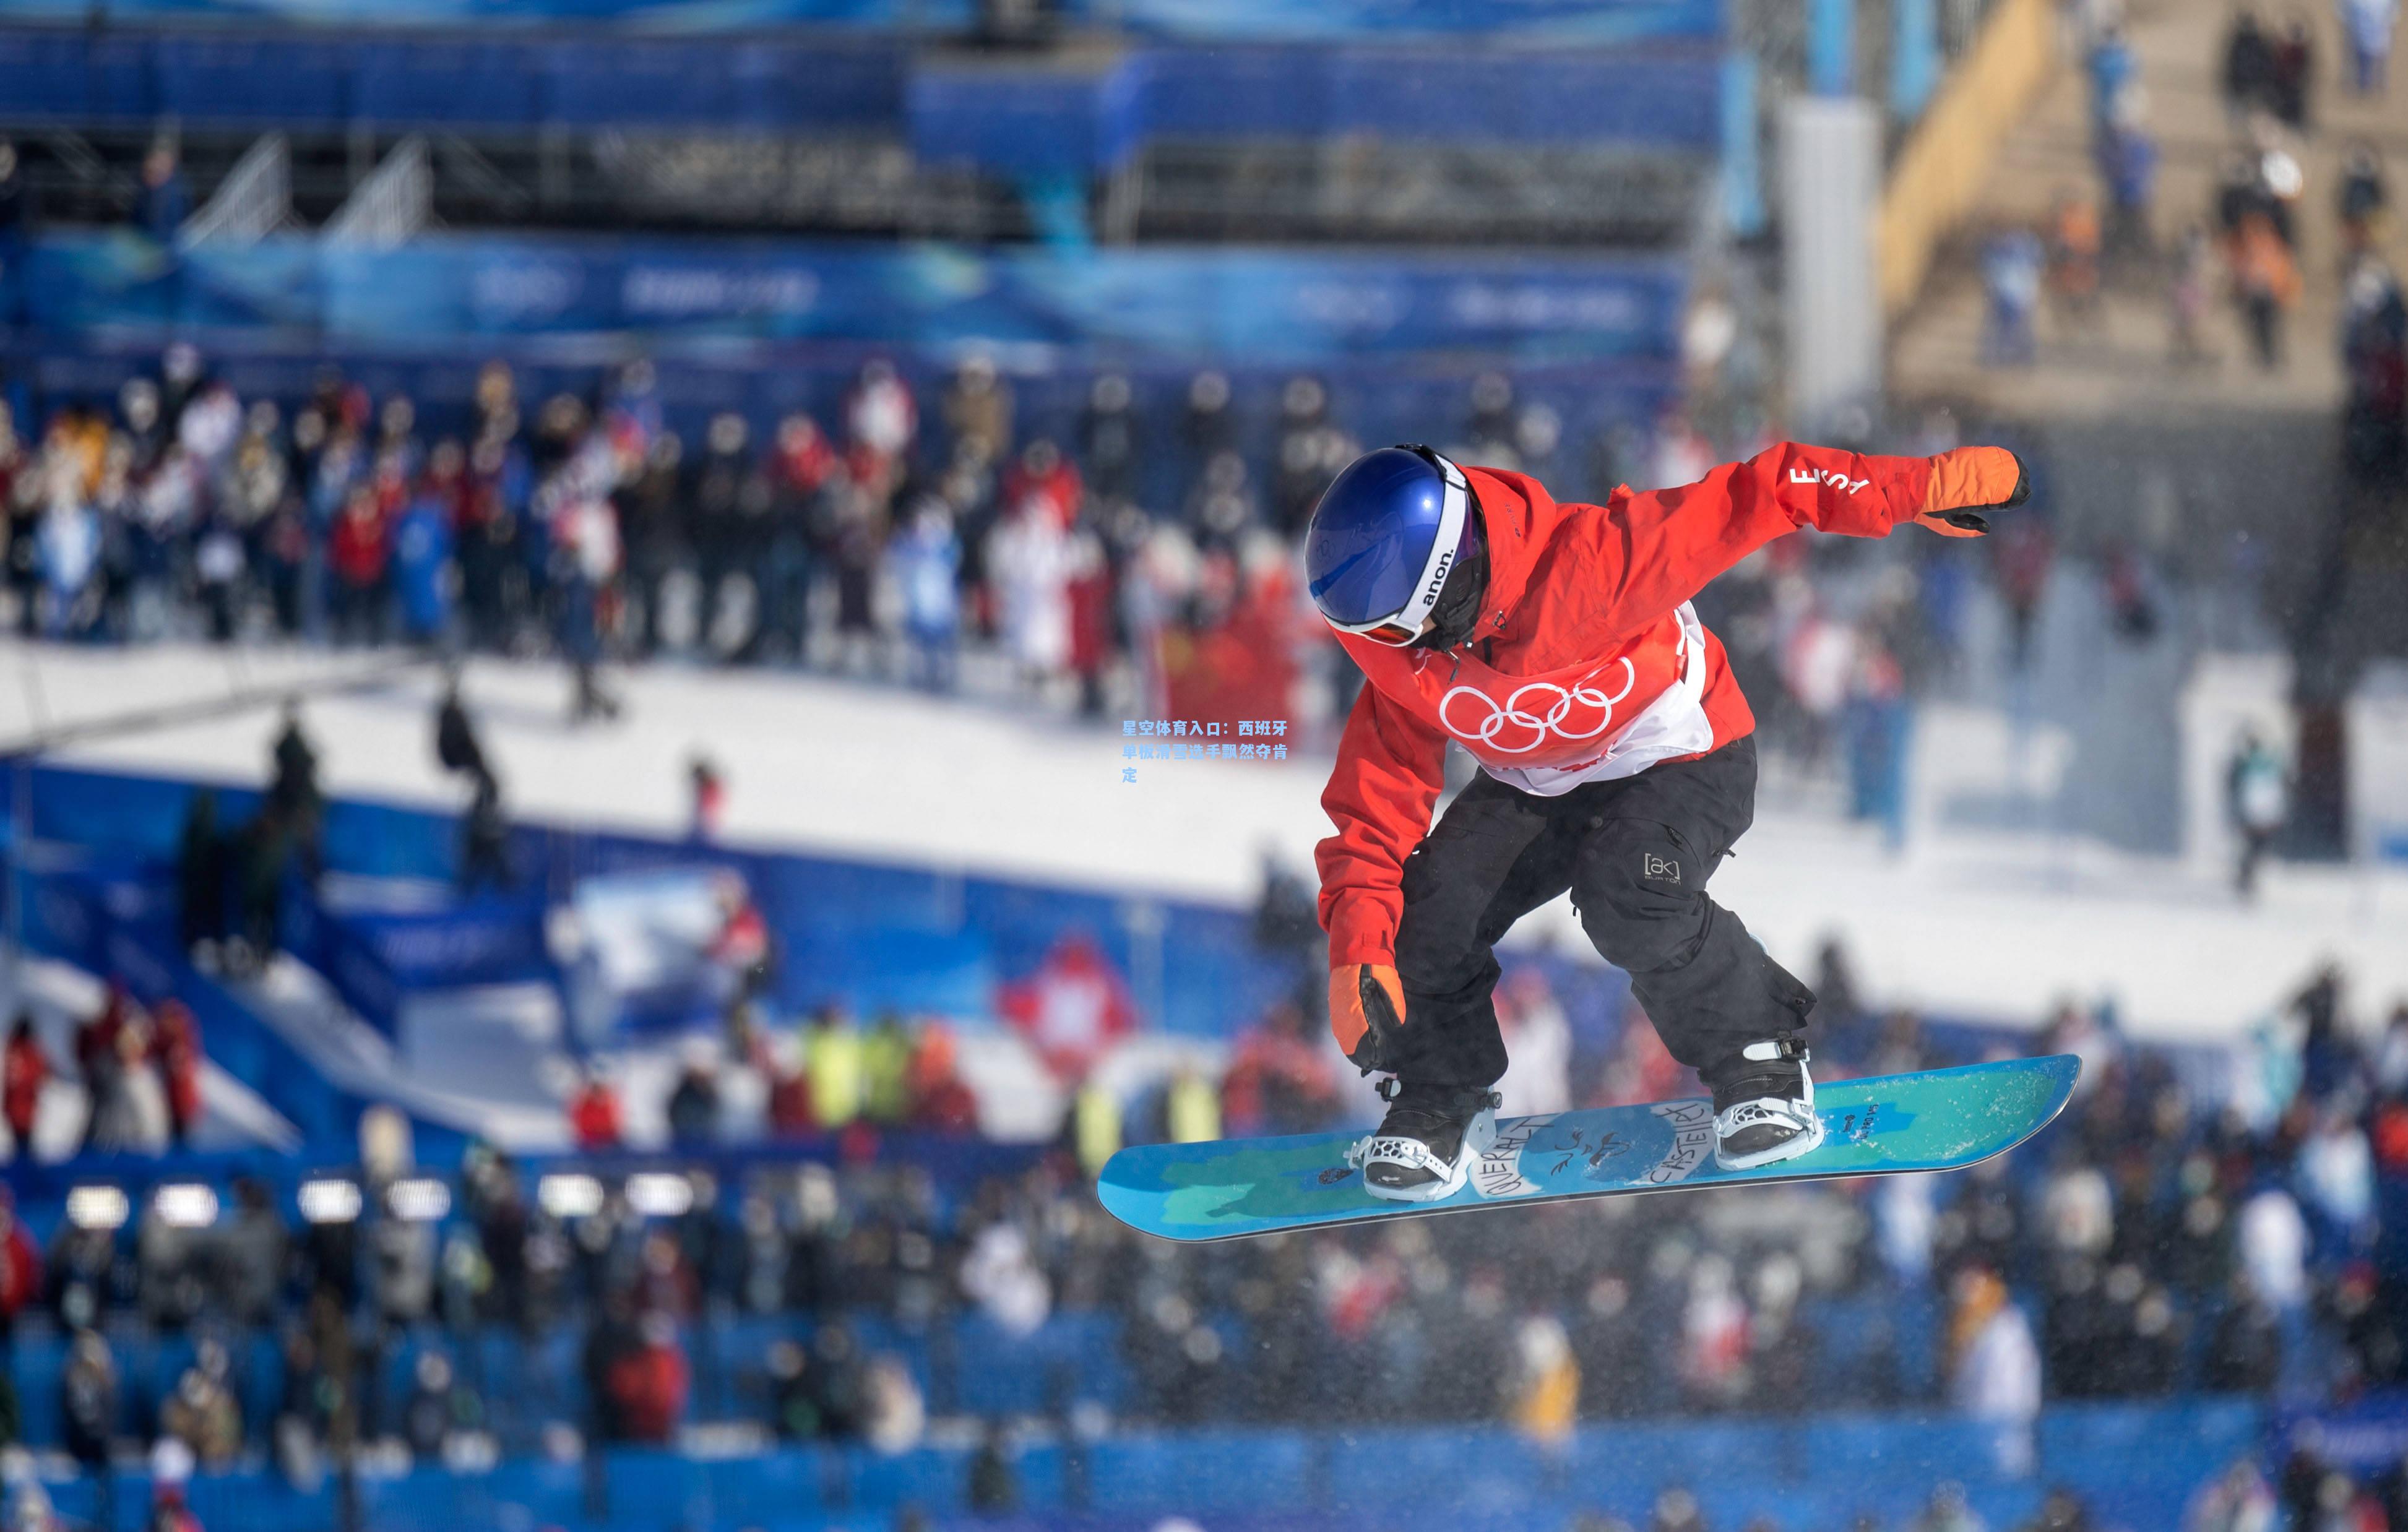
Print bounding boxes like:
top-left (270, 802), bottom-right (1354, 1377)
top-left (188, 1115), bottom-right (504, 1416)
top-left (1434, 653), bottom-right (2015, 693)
top-left (1305, 438), bottom-right (2027, 1200)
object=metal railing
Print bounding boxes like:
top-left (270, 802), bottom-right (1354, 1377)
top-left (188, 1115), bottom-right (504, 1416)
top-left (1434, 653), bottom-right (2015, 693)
top-left (177, 131), bottom-right (290, 249)
top-left (323, 132), bottom-right (431, 249)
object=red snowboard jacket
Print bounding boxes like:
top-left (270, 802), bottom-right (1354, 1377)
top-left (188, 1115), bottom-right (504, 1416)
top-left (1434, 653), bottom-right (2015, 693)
top-left (1316, 441), bottom-right (1951, 970)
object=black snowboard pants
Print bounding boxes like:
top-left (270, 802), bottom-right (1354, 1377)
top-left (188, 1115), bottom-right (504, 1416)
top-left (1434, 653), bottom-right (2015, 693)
top-left (1387, 734), bottom-right (1814, 1092)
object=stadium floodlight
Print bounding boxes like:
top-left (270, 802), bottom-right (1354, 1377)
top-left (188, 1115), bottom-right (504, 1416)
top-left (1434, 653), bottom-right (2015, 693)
top-left (65, 1186), bottom-right (131, 1232)
top-left (387, 1177), bottom-right (453, 1223)
top-left (153, 1184), bottom-right (220, 1229)
top-left (625, 1173), bottom-right (694, 1218)
top-left (297, 1178), bottom-right (365, 1225)
top-left (538, 1173), bottom-right (605, 1220)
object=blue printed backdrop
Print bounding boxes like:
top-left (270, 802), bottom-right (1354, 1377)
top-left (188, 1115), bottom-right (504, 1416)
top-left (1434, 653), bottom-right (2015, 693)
top-left (0, 0), bottom-right (1720, 42)
top-left (12, 234), bottom-right (1689, 365)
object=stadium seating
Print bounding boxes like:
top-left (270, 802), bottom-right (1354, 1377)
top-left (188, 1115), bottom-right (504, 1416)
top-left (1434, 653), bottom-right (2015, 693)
top-left (0, 1398), bottom-right (2272, 1531)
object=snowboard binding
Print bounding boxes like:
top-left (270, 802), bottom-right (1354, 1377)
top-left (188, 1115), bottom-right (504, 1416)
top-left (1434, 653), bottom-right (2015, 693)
top-left (1710, 1036), bottom-right (1825, 1171)
top-left (1345, 1078), bottom-right (1502, 1203)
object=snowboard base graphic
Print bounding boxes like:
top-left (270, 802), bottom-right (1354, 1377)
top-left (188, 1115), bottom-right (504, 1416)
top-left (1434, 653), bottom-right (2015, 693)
top-left (1098, 1054), bottom-right (2080, 1242)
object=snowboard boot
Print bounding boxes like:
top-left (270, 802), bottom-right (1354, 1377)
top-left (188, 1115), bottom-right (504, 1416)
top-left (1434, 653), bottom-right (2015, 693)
top-left (1707, 1036), bottom-right (1825, 1171)
top-left (1345, 1078), bottom-right (1501, 1203)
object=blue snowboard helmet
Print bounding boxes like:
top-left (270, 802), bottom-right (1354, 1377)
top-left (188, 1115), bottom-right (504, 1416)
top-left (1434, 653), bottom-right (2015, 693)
top-left (1305, 444), bottom-right (1486, 648)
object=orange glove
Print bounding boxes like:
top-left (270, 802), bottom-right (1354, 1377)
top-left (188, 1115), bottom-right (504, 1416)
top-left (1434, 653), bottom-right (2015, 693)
top-left (1917, 446), bottom-right (2027, 538)
top-left (1329, 963), bottom-right (1407, 1075)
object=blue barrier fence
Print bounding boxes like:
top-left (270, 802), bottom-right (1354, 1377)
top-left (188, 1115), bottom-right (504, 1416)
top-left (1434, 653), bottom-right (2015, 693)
top-left (11, 789), bottom-right (519, 1047)
top-left (0, 0), bottom-right (1720, 44)
top-left (1, 756), bottom-right (1311, 1150)
top-left (0, 1397), bottom-right (2272, 1532)
top-left (6, 841), bottom-right (480, 1151)
top-left (280, 880), bottom-right (555, 1039)
top-left (12, 759), bottom-right (1300, 1043)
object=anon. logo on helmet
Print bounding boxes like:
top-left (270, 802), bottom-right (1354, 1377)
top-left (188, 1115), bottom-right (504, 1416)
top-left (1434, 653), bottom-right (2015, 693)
top-left (1422, 549), bottom-right (1455, 605)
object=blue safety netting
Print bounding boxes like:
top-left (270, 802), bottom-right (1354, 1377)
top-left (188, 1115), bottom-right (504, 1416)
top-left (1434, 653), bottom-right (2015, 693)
top-left (0, 27), bottom-right (1723, 155)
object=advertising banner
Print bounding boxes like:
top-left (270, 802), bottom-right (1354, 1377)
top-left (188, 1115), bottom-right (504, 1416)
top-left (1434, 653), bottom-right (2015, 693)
top-left (16, 234), bottom-right (1687, 366)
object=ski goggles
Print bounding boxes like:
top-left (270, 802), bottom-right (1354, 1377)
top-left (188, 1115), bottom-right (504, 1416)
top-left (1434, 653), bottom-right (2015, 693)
top-left (1323, 445), bottom-right (1474, 648)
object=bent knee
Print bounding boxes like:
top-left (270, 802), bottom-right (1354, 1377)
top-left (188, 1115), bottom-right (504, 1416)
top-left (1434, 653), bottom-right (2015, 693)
top-left (1574, 822), bottom-right (1709, 971)
top-left (1394, 902), bottom-right (1487, 994)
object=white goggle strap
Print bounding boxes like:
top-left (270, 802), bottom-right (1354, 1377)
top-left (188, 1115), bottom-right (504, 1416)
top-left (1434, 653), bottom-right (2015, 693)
top-left (1326, 452), bottom-right (1469, 641)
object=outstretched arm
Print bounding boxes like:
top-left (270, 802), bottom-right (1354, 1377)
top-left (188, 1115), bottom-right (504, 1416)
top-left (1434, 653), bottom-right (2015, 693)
top-left (1587, 441), bottom-right (2022, 641)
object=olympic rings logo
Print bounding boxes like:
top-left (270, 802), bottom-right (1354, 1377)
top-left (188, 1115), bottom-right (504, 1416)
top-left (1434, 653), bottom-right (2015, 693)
top-left (1438, 658), bottom-right (1637, 755)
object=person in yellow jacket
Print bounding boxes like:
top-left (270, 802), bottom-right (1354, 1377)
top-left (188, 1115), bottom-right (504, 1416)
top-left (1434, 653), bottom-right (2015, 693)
top-left (801, 1004), bottom-right (865, 1129)
top-left (860, 1012), bottom-right (915, 1125)
top-left (1510, 1315), bottom-right (1579, 1447)
top-left (1164, 1064), bottom-right (1221, 1145)
top-left (1072, 1078), bottom-right (1122, 1177)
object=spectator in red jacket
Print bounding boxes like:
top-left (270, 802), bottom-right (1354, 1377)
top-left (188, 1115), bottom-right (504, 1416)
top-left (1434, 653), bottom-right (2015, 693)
top-left (152, 999), bottom-right (202, 1148)
top-left (906, 1025), bottom-right (980, 1134)
top-left (1001, 438), bottom-right (1081, 530)
top-left (330, 482), bottom-right (392, 645)
top-left (770, 411), bottom-right (838, 501)
top-left (706, 875), bottom-right (771, 1006)
top-left (0, 1186), bottom-right (42, 1336)
top-left (766, 1046), bottom-right (816, 1138)
top-left (4, 1012), bottom-right (49, 1150)
top-left (1220, 999), bottom-right (1340, 1137)
top-left (607, 1311), bottom-right (689, 1444)
top-left (567, 1065), bottom-right (623, 1151)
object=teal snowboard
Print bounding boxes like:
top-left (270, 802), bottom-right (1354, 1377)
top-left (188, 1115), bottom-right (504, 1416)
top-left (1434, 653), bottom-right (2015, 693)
top-left (1099, 1054), bottom-right (2079, 1242)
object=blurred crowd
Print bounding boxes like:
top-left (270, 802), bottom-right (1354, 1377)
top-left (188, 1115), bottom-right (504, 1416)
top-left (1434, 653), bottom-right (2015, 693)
top-left (5, 952), bottom-right (2408, 1526)
top-left (1978, 0), bottom-right (2405, 437)
top-left (2, 986), bottom-right (204, 1163)
top-left (563, 1004), bottom-right (986, 1156)
top-left (0, 346), bottom-right (1366, 729)
top-left (0, 340), bottom-right (2013, 796)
